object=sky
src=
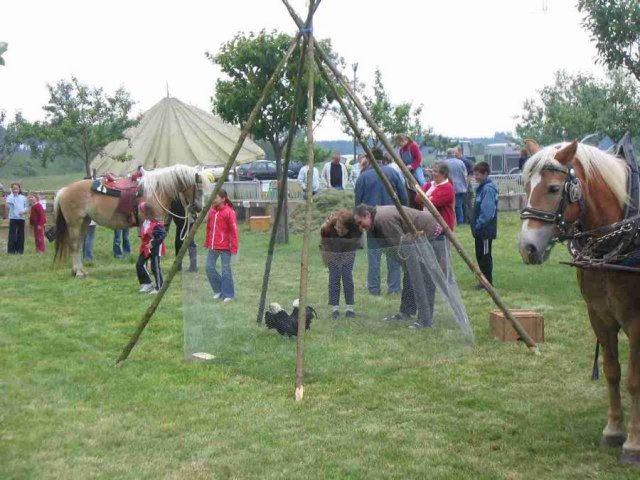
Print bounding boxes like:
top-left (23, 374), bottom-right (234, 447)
top-left (0, 0), bottom-right (605, 140)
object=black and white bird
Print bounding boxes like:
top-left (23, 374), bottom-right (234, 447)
top-left (264, 299), bottom-right (317, 337)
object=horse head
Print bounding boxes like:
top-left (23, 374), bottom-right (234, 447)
top-left (519, 141), bottom-right (582, 264)
top-left (140, 165), bottom-right (210, 218)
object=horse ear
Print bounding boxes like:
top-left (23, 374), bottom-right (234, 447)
top-left (554, 140), bottom-right (578, 165)
top-left (524, 139), bottom-right (540, 154)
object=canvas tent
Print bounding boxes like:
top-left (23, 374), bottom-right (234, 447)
top-left (91, 96), bottom-right (265, 175)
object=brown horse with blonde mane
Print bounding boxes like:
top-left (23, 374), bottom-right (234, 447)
top-left (54, 164), bottom-right (208, 277)
top-left (519, 139), bottom-right (640, 465)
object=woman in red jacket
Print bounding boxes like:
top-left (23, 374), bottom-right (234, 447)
top-left (204, 189), bottom-right (239, 302)
top-left (416, 161), bottom-right (456, 231)
top-left (28, 193), bottom-right (47, 253)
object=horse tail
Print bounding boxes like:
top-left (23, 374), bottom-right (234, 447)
top-left (53, 188), bottom-right (70, 266)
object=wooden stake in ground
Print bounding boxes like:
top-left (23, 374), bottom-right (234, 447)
top-left (256, 37), bottom-right (307, 324)
top-left (115, 32), bottom-right (303, 366)
top-left (282, 0), bottom-right (538, 354)
top-left (294, 7), bottom-right (316, 402)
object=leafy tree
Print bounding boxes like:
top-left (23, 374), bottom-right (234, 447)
top-left (18, 77), bottom-right (137, 177)
top-left (0, 111), bottom-right (30, 169)
top-left (515, 70), bottom-right (640, 144)
top-left (207, 30), bottom-right (341, 169)
top-left (577, 0), bottom-right (640, 81)
top-left (362, 69), bottom-right (425, 147)
top-left (291, 134), bottom-right (331, 164)
top-left (0, 42), bottom-right (7, 66)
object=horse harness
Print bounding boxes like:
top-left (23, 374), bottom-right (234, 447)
top-left (520, 133), bottom-right (640, 270)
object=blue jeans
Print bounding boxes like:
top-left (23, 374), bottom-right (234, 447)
top-left (455, 193), bottom-right (465, 225)
top-left (206, 249), bottom-right (235, 299)
top-left (82, 225), bottom-right (96, 260)
top-left (366, 233), bottom-right (401, 294)
top-left (113, 228), bottom-right (131, 258)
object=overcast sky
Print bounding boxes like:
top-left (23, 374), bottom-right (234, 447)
top-left (0, 0), bottom-right (604, 140)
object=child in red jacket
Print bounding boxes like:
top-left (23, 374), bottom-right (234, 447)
top-left (28, 193), bottom-right (47, 253)
top-left (204, 189), bottom-right (238, 302)
top-left (136, 202), bottom-right (167, 294)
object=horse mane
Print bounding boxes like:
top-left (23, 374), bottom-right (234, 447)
top-left (523, 142), bottom-right (628, 208)
top-left (140, 164), bottom-right (201, 200)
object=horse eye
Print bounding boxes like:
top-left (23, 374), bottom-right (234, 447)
top-left (548, 185), bottom-right (561, 194)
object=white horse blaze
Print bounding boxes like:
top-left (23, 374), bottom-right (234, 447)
top-left (521, 173), bottom-right (542, 233)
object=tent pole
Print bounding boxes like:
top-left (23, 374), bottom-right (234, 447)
top-left (256, 35), bottom-right (308, 324)
top-left (294, 0), bottom-right (317, 402)
top-left (115, 32), bottom-right (303, 366)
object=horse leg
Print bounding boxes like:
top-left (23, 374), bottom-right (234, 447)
top-left (69, 224), bottom-right (87, 278)
top-left (590, 311), bottom-right (626, 447)
top-left (621, 324), bottom-right (640, 465)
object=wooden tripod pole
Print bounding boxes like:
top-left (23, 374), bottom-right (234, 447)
top-left (294, 7), bottom-right (316, 402)
top-left (256, 37), bottom-right (308, 324)
top-left (115, 32), bottom-right (303, 366)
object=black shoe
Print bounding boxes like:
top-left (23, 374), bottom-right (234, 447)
top-left (474, 284), bottom-right (486, 291)
top-left (345, 310), bottom-right (355, 319)
top-left (332, 310), bottom-right (340, 320)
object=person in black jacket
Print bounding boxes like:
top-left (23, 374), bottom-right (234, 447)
top-left (166, 199), bottom-right (198, 272)
top-left (471, 162), bottom-right (498, 287)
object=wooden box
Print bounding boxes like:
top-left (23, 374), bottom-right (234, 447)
top-left (490, 309), bottom-right (544, 343)
top-left (249, 215), bottom-right (271, 233)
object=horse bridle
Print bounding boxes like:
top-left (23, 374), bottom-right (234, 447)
top-left (520, 163), bottom-right (584, 241)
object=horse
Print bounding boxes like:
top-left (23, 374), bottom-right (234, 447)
top-left (53, 164), bottom-right (208, 277)
top-left (518, 139), bottom-right (640, 465)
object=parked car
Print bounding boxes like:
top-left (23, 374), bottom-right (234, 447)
top-left (239, 160), bottom-right (295, 181)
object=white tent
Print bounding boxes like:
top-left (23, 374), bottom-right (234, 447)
top-left (91, 96), bottom-right (264, 175)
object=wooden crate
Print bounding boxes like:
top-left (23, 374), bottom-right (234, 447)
top-left (490, 309), bottom-right (544, 343)
top-left (249, 215), bottom-right (271, 233)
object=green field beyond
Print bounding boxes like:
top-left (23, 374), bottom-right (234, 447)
top-left (0, 212), bottom-right (636, 479)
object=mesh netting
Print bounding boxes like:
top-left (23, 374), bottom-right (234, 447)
top-left (182, 233), bottom-right (473, 372)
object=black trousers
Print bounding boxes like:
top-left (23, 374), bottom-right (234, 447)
top-left (172, 218), bottom-right (197, 271)
top-left (8, 219), bottom-right (25, 254)
top-left (136, 253), bottom-right (163, 289)
top-left (474, 237), bottom-right (493, 285)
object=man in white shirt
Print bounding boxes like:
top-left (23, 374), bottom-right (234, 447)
top-left (321, 152), bottom-right (348, 190)
top-left (297, 164), bottom-right (320, 199)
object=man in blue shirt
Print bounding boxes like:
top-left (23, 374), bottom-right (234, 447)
top-left (355, 148), bottom-right (408, 295)
top-left (446, 148), bottom-right (468, 225)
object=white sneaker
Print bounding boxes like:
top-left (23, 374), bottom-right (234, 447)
top-left (139, 284), bottom-right (153, 293)
top-left (213, 293), bottom-right (222, 300)
top-left (148, 289), bottom-right (159, 295)
top-left (223, 297), bottom-right (234, 303)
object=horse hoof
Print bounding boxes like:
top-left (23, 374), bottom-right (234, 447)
top-left (73, 270), bottom-right (87, 279)
top-left (620, 448), bottom-right (640, 466)
top-left (601, 434), bottom-right (627, 448)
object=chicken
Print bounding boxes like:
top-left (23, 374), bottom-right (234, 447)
top-left (264, 299), bottom-right (317, 337)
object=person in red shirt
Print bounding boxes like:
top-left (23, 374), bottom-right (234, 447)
top-left (136, 202), bottom-right (167, 294)
top-left (204, 189), bottom-right (239, 302)
top-left (395, 134), bottom-right (426, 209)
top-left (416, 161), bottom-right (456, 231)
top-left (28, 193), bottom-right (47, 253)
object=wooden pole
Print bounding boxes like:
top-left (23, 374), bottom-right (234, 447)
top-left (256, 36), bottom-right (308, 324)
top-left (294, 3), bottom-right (316, 402)
top-left (283, 0), bottom-right (539, 353)
top-left (115, 32), bottom-right (303, 366)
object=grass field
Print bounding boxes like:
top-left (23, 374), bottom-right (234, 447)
top-left (0, 172), bottom-right (85, 192)
top-left (1, 211), bottom-right (637, 479)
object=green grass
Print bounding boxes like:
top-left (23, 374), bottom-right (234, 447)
top-left (0, 172), bottom-right (85, 192)
top-left (1, 212), bottom-right (637, 479)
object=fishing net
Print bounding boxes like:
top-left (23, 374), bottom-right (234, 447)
top-left (182, 222), bottom-right (473, 373)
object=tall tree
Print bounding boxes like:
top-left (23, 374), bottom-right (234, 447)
top-left (207, 30), bottom-right (341, 167)
top-left (515, 69), bottom-right (640, 144)
top-left (0, 42), bottom-right (7, 66)
top-left (0, 111), bottom-right (32, 169)
top-left (19, 77), bottom-right (137, 177)
top-left (577, 0), bottom-right (640, 81)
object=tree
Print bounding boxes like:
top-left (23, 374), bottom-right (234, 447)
top-left (19, 77), bottom-right (137, 177)
top-left (207, 30), bottom-right (341, 168)
top-left (0, 42), bottom-right (7, 66)
top-left (291, 134), bottom-right (331, 164)
top-left (362, 69), bottom-right (425, 147)
top-left (0, 111), bottom-right (31, 169)
top-left (515, 70), bottom-right (640, 144)
top-left (577, 0), bottom-right (640, 81)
